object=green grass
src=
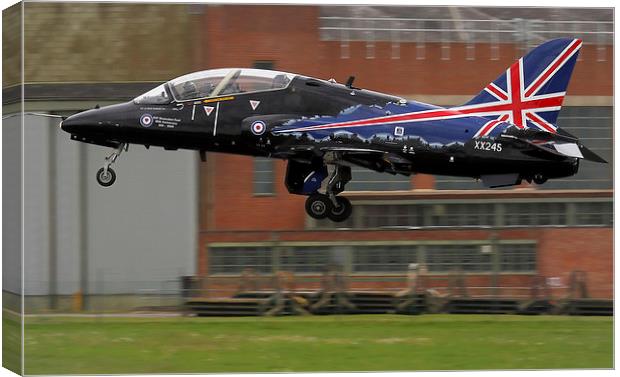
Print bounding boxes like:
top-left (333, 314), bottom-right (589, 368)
top-left (22, 314), bottom-right (612, 374)
top-left (3, 313), bottom-right (22, 374)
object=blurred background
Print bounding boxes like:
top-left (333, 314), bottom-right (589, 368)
top-left (2, 3), bottom-right (613, 316)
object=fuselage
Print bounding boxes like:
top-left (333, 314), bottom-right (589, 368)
top-left (59, 40), bottom-right (606, 221)
top-left (61, 71), bottom-right (578, 182)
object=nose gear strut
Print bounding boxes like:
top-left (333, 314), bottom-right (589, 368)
top-left (96, 143), bottom-right (127, 187)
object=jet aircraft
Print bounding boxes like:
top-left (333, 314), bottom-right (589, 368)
top-left (60, 38), bottom-right (605, 222)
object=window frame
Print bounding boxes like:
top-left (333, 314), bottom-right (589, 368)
top-left (132, 83), bottom-right (173, 105)
top-left (206, 241), bottom-right (538, 277)
top-left (253, 157), bottom-right (275, 196)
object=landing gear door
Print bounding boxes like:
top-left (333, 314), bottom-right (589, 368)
top-left (285, 159), bottom-right (328, 195)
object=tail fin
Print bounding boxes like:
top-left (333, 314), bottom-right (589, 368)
top-left (460, 38), bottom-right (582, 133)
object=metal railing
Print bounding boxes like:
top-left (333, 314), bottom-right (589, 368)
top-left (320, 17), bottom-right (613, 56)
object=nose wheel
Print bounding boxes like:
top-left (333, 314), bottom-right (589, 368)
top-left (97, 143), bottom-right (127, 187)
top-left (96, 167), bottom-right (116, 187)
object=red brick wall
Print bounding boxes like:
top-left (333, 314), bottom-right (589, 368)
top-left (199, 227), bottom-right (613, 298)
top-left (195, 5), bottom-right (613, 299)
top-left (537, 228), bottom-right (613, 298)
top-left (201, 154), bottom-right (305, 231)
top-left (198, 5), bottom-right (612, 97)
top-left (319, 42), bottom-right (612, 97)
top-left (199, 6), bottom-right (322, 76)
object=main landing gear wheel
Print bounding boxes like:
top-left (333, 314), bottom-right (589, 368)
top-left (305, 194), bottom-right (332, 220)
top-left (96, 167), bottom-right (116, 187)
top-left (533, 174), bottom-right (548, 185)
top-left (327, 196), bottom-right (352, 222)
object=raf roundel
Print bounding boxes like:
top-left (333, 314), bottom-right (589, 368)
top-left (139, 114), bottom-right (153, 128)
top-left (251, 120), bottom-right (266, 135)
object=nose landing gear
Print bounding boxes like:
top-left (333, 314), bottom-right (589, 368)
top-left (96, 143), bottom-right (127, 187)
top-left (96, 167), bottom-right (116, 187)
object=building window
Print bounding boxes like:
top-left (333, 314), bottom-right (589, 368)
top-left (360, 204), bottom-right (425, 228)
top-left (466, 43), bottom-right (475, 61)
top-left (491, 23), bottom-right (500, 60)
top-left (209, 242), bottom-right (539, 276)
top-left (253, 61), bottom-right (274, 70)
top-left (279, 247), bottom-right (331, 273)
top-left (597, 24), bottom-right (606, 62)
top-left (428, 203), bottom-right (495, 227)
top-left (575, 202), bottom-right (613, 226)
top-left (347, 166), bottom-right (411, 191)
top-left (253, 157), bottom-right (274, 195)
top-left (465, 23), bottom-right (475, 61)
top-left (440, 20), bottom-right (450, 60)
top-left (504, 203), bottom-right (566, 226)
top-left (416, 20), bottom-right (426, 60)
top-left (499, 244), bottom-right (536, 272)
top-left (312, 199), bottom-right (611, 230)
top-left (426, 245), bottom-right (492, 272)
top-left (340, 22), bottom-right (350, 59)
top-left (365, 20), bottom-right (375, 59)
top-left (353, 245), bottom-right (418, 273)
top-left (391, 23), bottom-right (400, 60)
top-left (209, 247), bottom-right (273, 274)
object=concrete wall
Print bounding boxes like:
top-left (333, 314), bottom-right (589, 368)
top-left (2, 2), bottom-right (22, 87)
top-left (22, 2), bottom-right (198, 82)
top-left (2, 115), bottom-right (23, 295)
top-left (22, 114), bottom-right (198, 302)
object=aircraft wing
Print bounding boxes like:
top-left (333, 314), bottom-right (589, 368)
top-left (273, 143), bottom-right (412, 175)
top-left (242, 113), bottom-right (414, 175)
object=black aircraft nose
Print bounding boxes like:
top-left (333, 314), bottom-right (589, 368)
top-left (60, 109), bottom-right (101, 134)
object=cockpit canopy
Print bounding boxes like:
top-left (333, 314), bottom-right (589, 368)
top-left (133, 68), bottom-right (296, 104)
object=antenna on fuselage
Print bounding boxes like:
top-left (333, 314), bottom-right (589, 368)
top-left (345, 76), bottom-right (355, 88)
top-left (2, 112), bottom-right (66, 120)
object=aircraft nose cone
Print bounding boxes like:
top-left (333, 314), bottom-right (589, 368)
top-left (60, 110), bottom-right (96, 134)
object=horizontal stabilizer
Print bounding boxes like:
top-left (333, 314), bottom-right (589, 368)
top-left (578, 144), bottom-right (608, 163)
top-left (553, 143), bottom-right (583, 159)
top-left (550, 142), bottom-right (606, 163)
top-left (505, 130), bottom-right (607, 163)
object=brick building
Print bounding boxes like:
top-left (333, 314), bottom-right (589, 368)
top-left (3, 3), bottom-right (613, 306)
top-left (196, 5), bottom-right (613, 298)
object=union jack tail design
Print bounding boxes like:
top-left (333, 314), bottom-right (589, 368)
top-left (458, 38), bottom-right (582, 137)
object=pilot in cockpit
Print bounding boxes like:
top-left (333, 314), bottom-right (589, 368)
top-left (181, 81), bottom-right (199, 99)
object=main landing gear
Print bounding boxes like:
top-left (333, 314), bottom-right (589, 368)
top-left (305, 194), bottom-right (352, 222)
top-left (305, 165), bottom-right (353, 222)
top-left (96, 143), bottom-right (127, 187)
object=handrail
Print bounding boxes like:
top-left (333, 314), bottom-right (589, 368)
top-left (319, 16), bottom-right (613, 45)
